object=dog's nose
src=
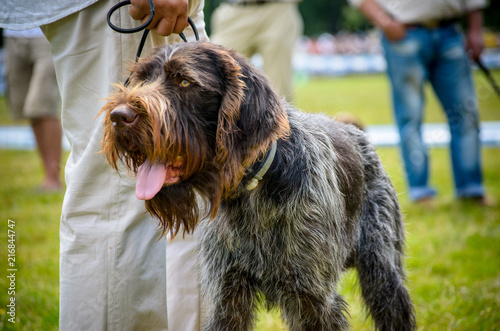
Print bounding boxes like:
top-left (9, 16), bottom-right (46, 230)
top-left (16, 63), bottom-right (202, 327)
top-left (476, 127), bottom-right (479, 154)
top-left (110, 105), bottom-right (138, 128)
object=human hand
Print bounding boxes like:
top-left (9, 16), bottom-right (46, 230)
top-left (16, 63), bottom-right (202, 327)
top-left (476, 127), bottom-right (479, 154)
top-left (466, 29), bottom-right (484, 61)
top-left (465, 9), bottom-right (484, 61)
top-left (358, 0), bottom-right (406, 42)
top-left (382, 19), bottom-right (406, 42)
top-left (129, 0), bottom-right (189, 36)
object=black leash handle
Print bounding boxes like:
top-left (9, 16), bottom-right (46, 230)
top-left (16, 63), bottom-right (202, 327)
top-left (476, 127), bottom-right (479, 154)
top-left (475, 58), bottom-right (500, 98)
top-left (107, 0), bottom-right (199, 61)
top-left (107, 0), bottom-right (155, 34)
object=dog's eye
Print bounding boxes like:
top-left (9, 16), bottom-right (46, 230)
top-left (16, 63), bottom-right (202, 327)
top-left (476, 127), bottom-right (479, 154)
top-left (179, 79), bottom-right (191, 88)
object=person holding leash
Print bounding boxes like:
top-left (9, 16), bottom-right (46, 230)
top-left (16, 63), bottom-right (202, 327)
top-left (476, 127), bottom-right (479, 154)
top-left (0, 0), bottom-right (208, 329)
top-left (350, 0), bottom-right (490, 204)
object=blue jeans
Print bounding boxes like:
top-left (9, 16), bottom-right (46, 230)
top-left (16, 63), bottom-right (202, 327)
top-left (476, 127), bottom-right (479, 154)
top-left (382, 24), bottom-right (484, 201)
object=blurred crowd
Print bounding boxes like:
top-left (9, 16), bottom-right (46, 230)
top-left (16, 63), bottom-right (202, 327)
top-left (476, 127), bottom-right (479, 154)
top-left (297, 31), bottom-right (382, 55)
top-left (296, 29), bottom-right (500, 56)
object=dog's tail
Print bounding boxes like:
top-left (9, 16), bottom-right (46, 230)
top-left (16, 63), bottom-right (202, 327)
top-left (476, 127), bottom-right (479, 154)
top-left (355, 144), bottom-right (417, 331)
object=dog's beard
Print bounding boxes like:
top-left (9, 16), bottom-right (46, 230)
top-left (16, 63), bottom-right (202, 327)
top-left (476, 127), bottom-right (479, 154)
top-left (145, 163), bottom-right (222, 237)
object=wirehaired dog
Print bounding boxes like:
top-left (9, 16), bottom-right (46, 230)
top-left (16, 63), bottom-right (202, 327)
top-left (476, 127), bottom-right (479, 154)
top-left (99, 42), bottom-right (416, 330)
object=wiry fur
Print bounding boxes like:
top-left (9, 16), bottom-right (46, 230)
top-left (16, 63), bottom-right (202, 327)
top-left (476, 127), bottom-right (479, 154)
top-left (100, 42), bottom-right (416, 330)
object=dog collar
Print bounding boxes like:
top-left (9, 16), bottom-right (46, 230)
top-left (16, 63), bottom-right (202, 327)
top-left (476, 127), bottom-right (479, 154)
top-left (245, 141), bottom-right (277, 191)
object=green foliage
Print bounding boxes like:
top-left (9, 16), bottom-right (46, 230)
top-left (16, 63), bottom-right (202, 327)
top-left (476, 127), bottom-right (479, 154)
top-left (341, 6), bottom-right (370, 32)
top-left (484, 1), bottom-right (500, 31)
top-left (297, 0), bottom-right (345, 37)
top-left (0, 71), bottom-right (499, 329)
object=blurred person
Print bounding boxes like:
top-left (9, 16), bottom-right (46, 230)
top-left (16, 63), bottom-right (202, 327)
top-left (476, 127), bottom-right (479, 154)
top-left (0, 0), bottom-right (208, 329)
top-left (210, 0), bottom-right (303, 101)
top-left (3, 27), bottom-right (62, 191)
top-left (350, 0), bottom-right (490, 204)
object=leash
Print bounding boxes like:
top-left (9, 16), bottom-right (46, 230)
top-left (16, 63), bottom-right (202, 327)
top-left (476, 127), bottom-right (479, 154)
top-left (107, 0), bottom-right (199, 84)
top-left (475, 58), bottom-right (500, 98)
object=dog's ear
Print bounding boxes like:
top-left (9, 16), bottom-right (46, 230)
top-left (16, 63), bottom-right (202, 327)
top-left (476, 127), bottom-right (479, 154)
top-left (212, 45), bottom-right (289, 194)
top-left (211, 47), bottom-right (246, 192)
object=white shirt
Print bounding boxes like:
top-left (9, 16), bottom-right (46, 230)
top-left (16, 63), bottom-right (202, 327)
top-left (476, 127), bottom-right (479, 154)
top-left (0, 0), bottom-right (99, 30)
top-left (348, 0), bottom-right (488, 23)
top-left (3, 28), bottom-right (45, 38)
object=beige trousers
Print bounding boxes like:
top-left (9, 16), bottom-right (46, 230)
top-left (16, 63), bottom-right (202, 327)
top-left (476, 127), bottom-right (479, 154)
top-left (43, 0), bottom-right (208, 329)
top-left (4, 36), bottom-right (60, 119)
top-left (210, 2), bottom-right (303, 101)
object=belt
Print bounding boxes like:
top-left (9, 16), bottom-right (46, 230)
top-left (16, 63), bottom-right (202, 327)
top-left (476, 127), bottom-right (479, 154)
top-left (405, 18), bottom-right (459, 29)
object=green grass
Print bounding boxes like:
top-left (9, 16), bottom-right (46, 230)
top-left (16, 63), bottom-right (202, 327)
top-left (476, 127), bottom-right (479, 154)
top-left (292, 70), bottom-right (500, 125)
top-left (1, 70), bottom-right (499, 330)
top-left (0, 150), bottom-right (62, 330)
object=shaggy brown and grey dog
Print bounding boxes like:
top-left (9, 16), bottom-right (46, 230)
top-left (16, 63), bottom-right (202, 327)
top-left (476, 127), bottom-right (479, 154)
top-left (99, 42), bottom-right (416, 330)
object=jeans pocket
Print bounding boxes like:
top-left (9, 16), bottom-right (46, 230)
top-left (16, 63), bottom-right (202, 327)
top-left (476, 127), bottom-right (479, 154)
top-left (384, 32), bottom-right (420, 57)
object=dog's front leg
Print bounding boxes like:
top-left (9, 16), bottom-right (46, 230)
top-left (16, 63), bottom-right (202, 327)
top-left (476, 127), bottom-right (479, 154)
top-left (278, 291), bottom-right (349, 331)
top-left (203, 268), bottom-right (259, 331)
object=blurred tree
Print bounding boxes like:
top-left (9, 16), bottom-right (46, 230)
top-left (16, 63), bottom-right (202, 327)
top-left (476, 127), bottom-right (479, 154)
top-left (484, 0), bottom-right (500, 31)
top-left (298, 0), bottom-right (345, 36)
top-left (341, 5), bottom-right (370, 32)
top-left (203, 0), bottom-right (220, 36)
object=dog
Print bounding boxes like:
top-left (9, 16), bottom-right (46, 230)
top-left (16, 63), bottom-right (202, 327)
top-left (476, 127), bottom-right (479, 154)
top-left (99, 42), bottom-right (416, 330)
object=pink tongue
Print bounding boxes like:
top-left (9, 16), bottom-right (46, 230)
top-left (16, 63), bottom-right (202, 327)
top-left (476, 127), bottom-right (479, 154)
top-left (136, 159), bottom-right (168, 200)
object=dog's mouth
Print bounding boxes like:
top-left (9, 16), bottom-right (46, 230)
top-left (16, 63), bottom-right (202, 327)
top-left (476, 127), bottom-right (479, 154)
top-left (135, 156), bottom-right (184, 200)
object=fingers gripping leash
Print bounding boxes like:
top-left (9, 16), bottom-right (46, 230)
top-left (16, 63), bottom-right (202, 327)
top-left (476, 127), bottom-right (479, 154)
top-left (107, 0), bottom-right (199, 66)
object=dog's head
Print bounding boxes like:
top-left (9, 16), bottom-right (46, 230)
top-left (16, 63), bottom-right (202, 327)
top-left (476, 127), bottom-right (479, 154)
top-left (99, 42), bottom-right (289, 236)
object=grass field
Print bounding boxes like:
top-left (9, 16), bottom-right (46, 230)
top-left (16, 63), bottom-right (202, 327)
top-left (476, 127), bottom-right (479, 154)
top-left (1, 70), bottom-right (499, 330)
